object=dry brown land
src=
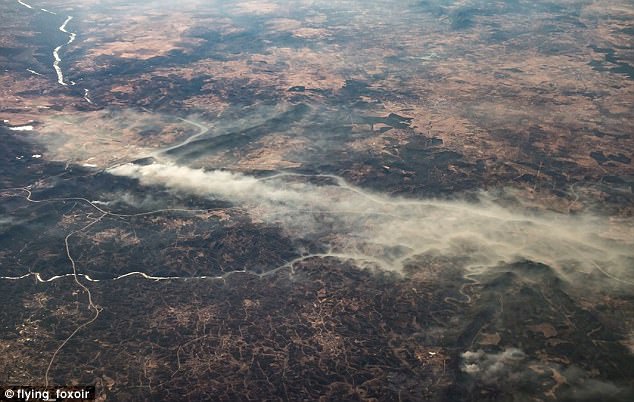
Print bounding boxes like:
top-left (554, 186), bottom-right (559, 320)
top-left (1, 1), bottom-right (633, 400)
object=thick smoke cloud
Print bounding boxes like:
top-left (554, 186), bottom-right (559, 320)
top-left (461, 348), bottom-right (527, 385)
top-left (108, 162), bottom-right (634, 287)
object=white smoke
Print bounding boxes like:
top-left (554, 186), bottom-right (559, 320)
top-left (461, 348), bottom-right (631, 399)
top-left (461, 348), bottom-right (526, 384)
top-left (108, 162), bottom-right (634, 285)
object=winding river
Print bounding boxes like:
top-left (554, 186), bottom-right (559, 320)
top-left (16, 1), bottom-right (92, 103)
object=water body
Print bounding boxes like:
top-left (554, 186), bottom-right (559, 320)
top-left (53, 16), bottom-right (75, 86)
